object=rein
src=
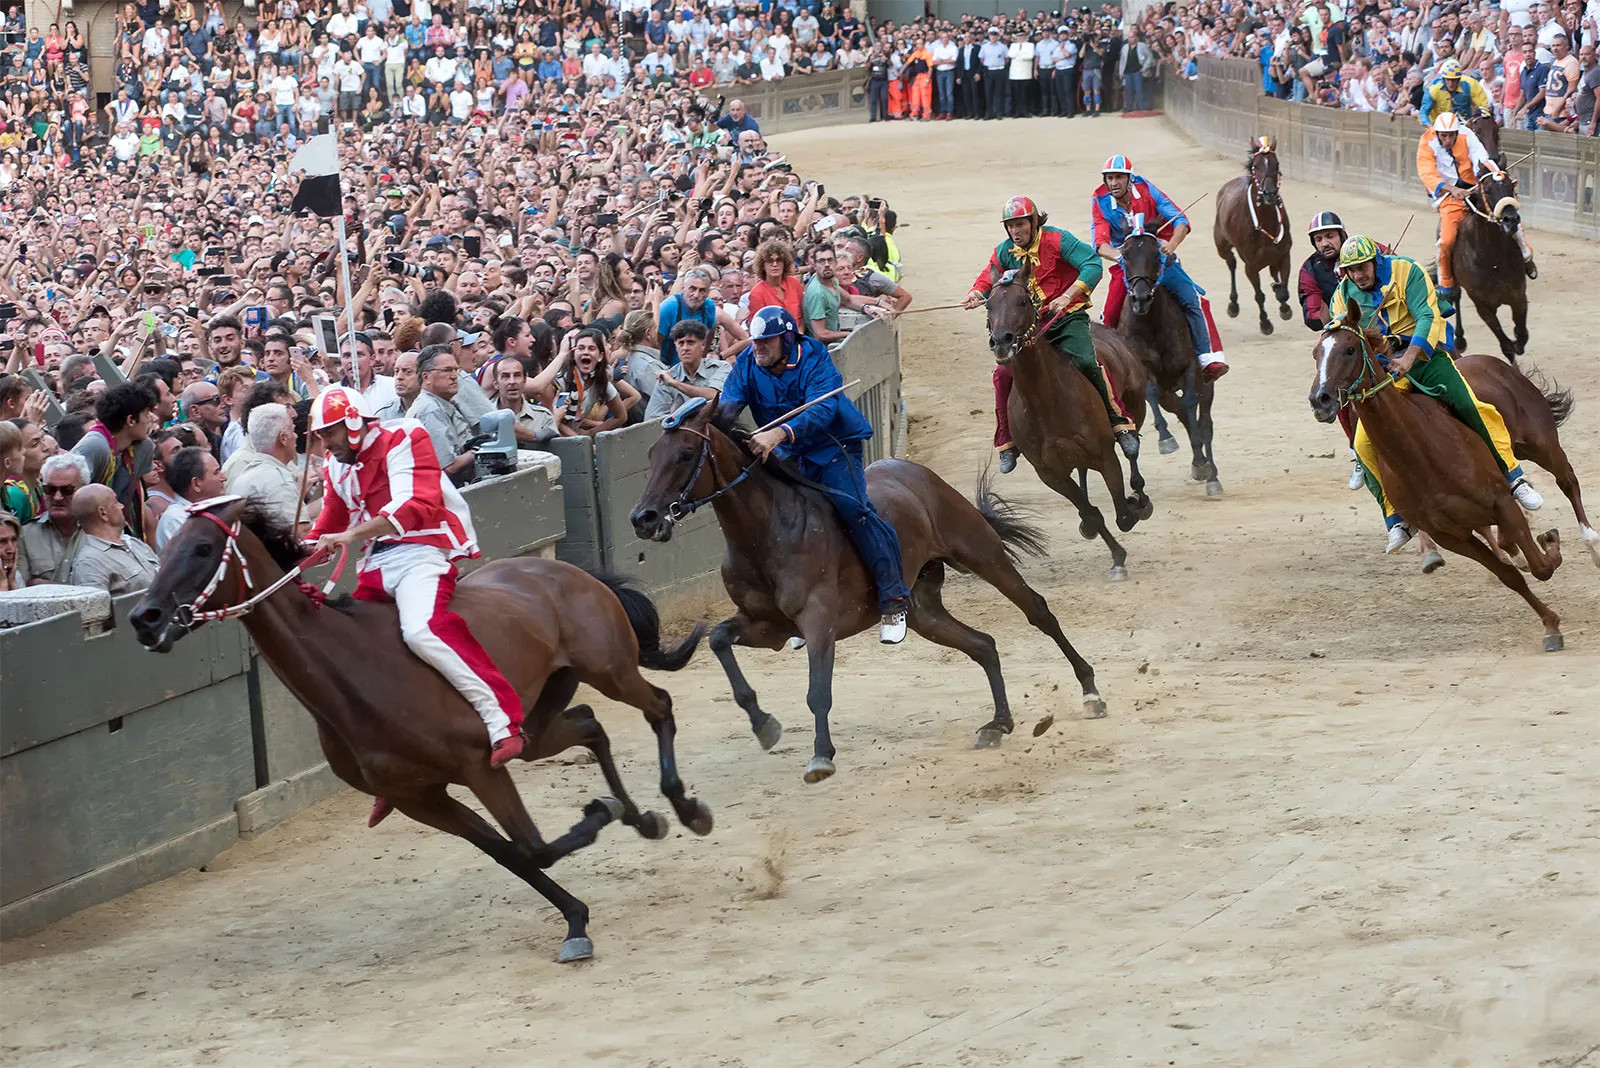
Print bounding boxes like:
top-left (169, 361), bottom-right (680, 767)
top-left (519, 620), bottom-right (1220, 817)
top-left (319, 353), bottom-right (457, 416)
top-left (1334, 328), bottom-right (1400, 407)
top-left (665, 425), bottom-right (757, 522)
top-left (1247, 160), bottom-right (1287, 243)
top-left (172, 505), bottom-right (349, 629)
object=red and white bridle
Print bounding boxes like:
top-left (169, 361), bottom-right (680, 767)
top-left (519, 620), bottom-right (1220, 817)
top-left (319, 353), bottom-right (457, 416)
top-left (171, 496), bottom-right (347, 628)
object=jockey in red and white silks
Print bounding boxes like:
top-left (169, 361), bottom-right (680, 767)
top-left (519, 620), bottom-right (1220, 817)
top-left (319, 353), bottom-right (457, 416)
top-left (307, 386), bottom-right (525, 778)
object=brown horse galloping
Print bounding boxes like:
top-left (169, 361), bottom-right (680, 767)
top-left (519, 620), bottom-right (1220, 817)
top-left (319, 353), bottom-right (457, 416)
top-left (131, 498), bottom-right (709, 963)
top-left (1308, 326), bottom-right (1575, 650)
top-left (629, 399), bottom-right (1107, 783)
top-left (1450, 165), bottom-right (1532, 362)
top-left (1119, 230), bottom-right (1224, 496)
top-left (984, 260), bottom-right (1154, 581)
top-left (1215, 137), bottom-right (1295, 335)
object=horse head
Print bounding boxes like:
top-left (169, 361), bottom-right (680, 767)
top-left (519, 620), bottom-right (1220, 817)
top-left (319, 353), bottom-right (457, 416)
top-left (985, 260), bottom-right (1037, 365)
top-left (130, 495), bottom-right (252, 653)
top-left (1308, 320), bottom-right (1387, 422)
top-left (1120, 230), bottom-right (1164, 317)
top-left (1467, 112), bottom-right (1503, 168)
top-left (1248, 136), bottom-right (1281, 204)
top-left (632, 395), bottom-right (724, 542)
top-left (1475, 166), bottom-right (1521, 236)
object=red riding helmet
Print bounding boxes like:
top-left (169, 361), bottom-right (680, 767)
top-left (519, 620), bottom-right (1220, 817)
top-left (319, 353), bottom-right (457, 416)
top-left (1001, 195), bottom-right (1040, 223)
top-left (308, 385), bottom-right (373, 447)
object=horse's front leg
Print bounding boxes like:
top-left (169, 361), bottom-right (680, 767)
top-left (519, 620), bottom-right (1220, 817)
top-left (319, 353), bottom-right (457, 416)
top-left (1470, 294), bottom-right (1516, 362)
top-left (709, 614), bottom-right (788, 750)
top-left (1272, 253), bottom-right (1293, 320)
top-left (1246, 263), bottom-right (1272, 335)
top-left (1145, 379), bottom-right (1178, 453)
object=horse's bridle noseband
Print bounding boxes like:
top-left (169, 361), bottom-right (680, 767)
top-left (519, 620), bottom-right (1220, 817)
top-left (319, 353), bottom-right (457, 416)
top-left (1248, 150), bottom-right (1287, 242)
top-left (168, 497), bottom-right (346, 631)
top-left (1330, 325), bottom-right (1400, 408)
top-left (663, 424), bottom-right (757, 523)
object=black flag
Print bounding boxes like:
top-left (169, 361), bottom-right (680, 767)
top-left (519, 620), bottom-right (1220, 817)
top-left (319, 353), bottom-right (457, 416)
top-left (288, 135), bottom-right (341, 218)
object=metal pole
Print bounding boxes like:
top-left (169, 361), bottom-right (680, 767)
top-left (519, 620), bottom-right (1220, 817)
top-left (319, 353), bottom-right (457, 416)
top-left (333, 212), bottom-right (361, 388)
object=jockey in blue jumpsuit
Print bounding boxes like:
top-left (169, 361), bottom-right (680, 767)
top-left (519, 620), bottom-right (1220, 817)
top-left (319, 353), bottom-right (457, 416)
top-left (720, 306), bottom-right (911, 643)
top-left (1091, 154), bottom-right (1229, 380)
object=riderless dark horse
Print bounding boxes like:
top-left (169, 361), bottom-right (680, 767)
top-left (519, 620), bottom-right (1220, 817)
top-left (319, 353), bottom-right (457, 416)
top-left (1214, 136), bottom-right (1295, 335)
top-left (1118, 228), bottom-right (1224, 497)
top-left (630, 397), bottom-right (1107, 783)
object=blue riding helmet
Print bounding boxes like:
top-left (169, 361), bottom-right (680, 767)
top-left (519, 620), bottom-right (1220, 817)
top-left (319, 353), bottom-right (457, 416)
top-left (749, 305), bottom-right (799, 341)
top-left (661, 395), bottom-right (710, 429)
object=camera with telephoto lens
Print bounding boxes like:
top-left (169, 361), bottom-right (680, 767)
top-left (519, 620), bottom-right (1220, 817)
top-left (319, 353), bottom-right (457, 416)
top-left (386, 254), bottom-right (438, 282)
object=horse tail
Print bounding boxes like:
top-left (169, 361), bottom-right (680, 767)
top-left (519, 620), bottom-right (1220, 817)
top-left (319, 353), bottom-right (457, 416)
top-left (972, 469), bottom-right (1049, 563)
top-left (1524, 368), bottom-right (1575, 427)
top-left (588, 570), bottom-right (706, 671)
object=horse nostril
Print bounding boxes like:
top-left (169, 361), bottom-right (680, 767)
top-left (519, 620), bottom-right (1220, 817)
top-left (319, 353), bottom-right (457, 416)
top-left (131, 604), bottom-right (163, 629)
top-left (635, 508), bottom-right (658, 527)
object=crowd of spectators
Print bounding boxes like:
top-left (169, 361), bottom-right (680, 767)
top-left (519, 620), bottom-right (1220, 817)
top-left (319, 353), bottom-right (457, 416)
top-left (0, 0), bottom-right (914, 599)
top-left (1136, 0), bottom-right (1598, 134)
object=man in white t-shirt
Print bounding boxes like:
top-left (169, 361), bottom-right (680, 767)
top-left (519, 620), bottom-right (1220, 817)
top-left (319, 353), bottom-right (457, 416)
top-left (296, 86), bottom-right (322, 132)
top-left (449, 85), bottom-right (475, 121)
top-left (326, 2), bottom-right (359, 40)
top-left (109, 123), bottom-right (140, 162)
top-left (929, 30), bottom-right (958, 118)
top-left (272, 72), bottom-right (300, 131)
top-left (1532, 3), bottom-right (1563, 64)
top-left (335, 52), bottom-right (365, 119)
top-left (1007, 34), bottom-right (1036, 117)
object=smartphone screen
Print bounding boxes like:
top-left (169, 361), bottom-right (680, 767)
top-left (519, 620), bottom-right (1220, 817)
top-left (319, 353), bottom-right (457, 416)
top-left (463, 234), bottom-right (482, 258)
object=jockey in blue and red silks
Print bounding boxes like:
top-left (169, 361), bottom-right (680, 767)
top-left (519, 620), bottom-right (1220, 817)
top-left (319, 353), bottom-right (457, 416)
top-left (1091, 154), bottom-right (1229, 381)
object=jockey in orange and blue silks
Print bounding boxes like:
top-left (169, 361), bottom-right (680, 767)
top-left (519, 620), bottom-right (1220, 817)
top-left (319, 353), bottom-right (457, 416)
top-left (1091, 155), bottom-right (1229, 381)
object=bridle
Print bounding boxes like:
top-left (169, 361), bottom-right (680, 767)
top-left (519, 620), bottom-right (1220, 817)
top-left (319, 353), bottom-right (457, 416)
top-left (169, 496), bottom-right (348, 631)
top-left (1463, 168), bottom-right (1519, 224)
top-left (663, 423), bottom-right (756, 523)
top-left (992, 277), bottom-right (1069, 353)
top-left (1327, 324), bottom-right (1399, 408)
top-left (1247, 149), bottom-right (1287, 243)
top-left (1122, 235), bottom-right (1164, 310)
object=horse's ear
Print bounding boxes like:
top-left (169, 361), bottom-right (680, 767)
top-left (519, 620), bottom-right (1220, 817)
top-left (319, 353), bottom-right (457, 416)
top-left (1016, 256), bottom-right (1033, 280)
top-left (1266, 134), bottom-right (1277, 152)
top-left (988, 262), bottom-right (1000, 287)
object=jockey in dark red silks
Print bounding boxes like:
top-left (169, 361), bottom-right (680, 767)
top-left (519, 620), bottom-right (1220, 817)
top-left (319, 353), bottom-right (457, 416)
top-left (964, 194), bottom-right (1137, 474)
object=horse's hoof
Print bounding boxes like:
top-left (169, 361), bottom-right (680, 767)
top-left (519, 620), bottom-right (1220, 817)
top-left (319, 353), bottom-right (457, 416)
top-left (1107, 565), bottom-right (1128, 582)
top-left (1420, 550), bottom-right (1446, 574)
top-left (597, 796), bottom-right (626, 822)
top-left (1278, 304), bottom-right (1293, 321)
top-left (1226, 302), bottom-right (1240, 318)
top-left (1190, 464), bottom-right (1209, 482)
top-left (684, 801), bottom-right (714, 837)
top-left (1082, 694), bottom-right (1108, 719)
top-left (557, 937), bottom-right (594, 963)
top-left (1205, 479), bottom-right (1224, 497)
top-left (1258, 320), bottom-right (1275, 336)
top-left (1079, 519), bottom-right (1097, 540)
top-left (803, 756), bottom-right (836, 784)
top-left (1543, 632), bottom-right (1564, 653)
top-left (754, 716), bottom-right (783, 751)
top-left (1136, 494), bottom-right (1155, 521)
top-left (973, 727), bottom-right (1006, 749)
top-left (637, 810), bottom-right (671, 840)
top-left (1159, 435), bottom-right (1179, 455)
top-left (1031, 713), bottom-right (1056, 737)
top-left (1116, 511), bottom-right (1138, 532)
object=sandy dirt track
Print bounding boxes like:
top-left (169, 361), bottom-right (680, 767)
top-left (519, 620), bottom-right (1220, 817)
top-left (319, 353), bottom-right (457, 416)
top-left (5, 118), bottom-right (1599, 1068)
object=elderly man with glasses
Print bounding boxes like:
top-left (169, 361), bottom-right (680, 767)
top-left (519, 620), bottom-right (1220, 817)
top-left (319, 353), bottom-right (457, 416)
top-left (20, 453), bottom-right (91, 585)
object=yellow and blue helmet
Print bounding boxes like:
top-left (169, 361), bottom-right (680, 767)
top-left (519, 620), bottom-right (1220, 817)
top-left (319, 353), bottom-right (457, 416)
top-left (1438, 59), bottom-right (1464, 80)
top-left (1337, 235), bottom-right (1381, 270)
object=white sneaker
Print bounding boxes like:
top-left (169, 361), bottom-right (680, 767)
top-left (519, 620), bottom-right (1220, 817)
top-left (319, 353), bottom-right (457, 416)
top-left (879, 611), bottom-right (908, 645)
top-left (1385, 523), bottom-right (1415, 554)
top-left (1348, 461), bottom-right (1365, 491)
top-left (1512, 478), bottom-right (1543, 511)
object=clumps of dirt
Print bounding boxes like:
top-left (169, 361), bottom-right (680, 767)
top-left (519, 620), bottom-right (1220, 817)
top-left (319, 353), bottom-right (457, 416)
top-left (745, 828), bottom-right (789, 901)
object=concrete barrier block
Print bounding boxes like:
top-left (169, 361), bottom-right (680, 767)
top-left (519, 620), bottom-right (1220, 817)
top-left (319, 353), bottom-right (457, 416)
top-left (236, 763), bottom-right (345, 839)
top-left (0, 585), bottom-right (111, 630)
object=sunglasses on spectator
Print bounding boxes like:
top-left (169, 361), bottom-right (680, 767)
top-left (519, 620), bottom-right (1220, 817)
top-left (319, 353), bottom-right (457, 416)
top-left (43, 485), bottom-right (78, 497)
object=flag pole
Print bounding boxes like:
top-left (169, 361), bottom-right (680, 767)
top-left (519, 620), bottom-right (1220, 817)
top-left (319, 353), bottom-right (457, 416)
top-left (333, 211), bottom-right (360, 388)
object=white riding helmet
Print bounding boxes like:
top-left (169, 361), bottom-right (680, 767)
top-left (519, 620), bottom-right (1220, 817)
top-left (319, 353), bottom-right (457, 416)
top-left (1431, 111), bottom-right (1462, 133)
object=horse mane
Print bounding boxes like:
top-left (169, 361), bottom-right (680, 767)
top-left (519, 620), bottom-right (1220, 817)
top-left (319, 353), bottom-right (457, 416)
top-left (238, 501), bottom-right (358, 614)
top-left (712, 410), bottom-right (839, 501)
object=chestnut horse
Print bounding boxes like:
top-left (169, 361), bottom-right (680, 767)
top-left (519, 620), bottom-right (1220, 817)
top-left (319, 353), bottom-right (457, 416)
top-left (1308, 327), bottom-right (1576, 650)
top-left (1119, 230), bottom-right (1223, 496)
top-left (1215, 137), bottom-right (1294, 335)
top-left (131, 497), bottom-right (709, 963)
top-left (984, 260), bottom-right (1154, 581)
top-left (629, 398), bottom-right (1107, 783)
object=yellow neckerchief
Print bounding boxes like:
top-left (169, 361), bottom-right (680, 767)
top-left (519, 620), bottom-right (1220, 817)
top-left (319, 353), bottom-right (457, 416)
top-left (1010, 229), bottom-right (1048, 304)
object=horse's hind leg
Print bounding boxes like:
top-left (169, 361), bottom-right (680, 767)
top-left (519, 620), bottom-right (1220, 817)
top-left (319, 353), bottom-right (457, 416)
top-left (1197, 383), bottom-right (1221, 496)
top-left (1272, 253), bottom-right (1294, 320)
top-left (1536, 446), bottom-right (1600, 567)
top-left (709, 615), bottom-right (786, 750)
top-left (396, 785), bottom-right (598, 962)
top-left (1219, 243), bottom-right (1241, 317)
top-left (1429, 528), bottom-right (1563, 650)
top-left (1246, 262), bottom-right (1272, 335)
top-left (907, 561), bottom-right (1012, 749)
top-left (946, 545), bottom-right (1106, 728)
top-left (794, 612), bottom-right (838, 784)
top-left (588, 669), bottom-right (714, 836)
top-left (1145, 380), bottom-right (1177, 452)
top-left (1470, 294), bottom-right (1516, 362)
